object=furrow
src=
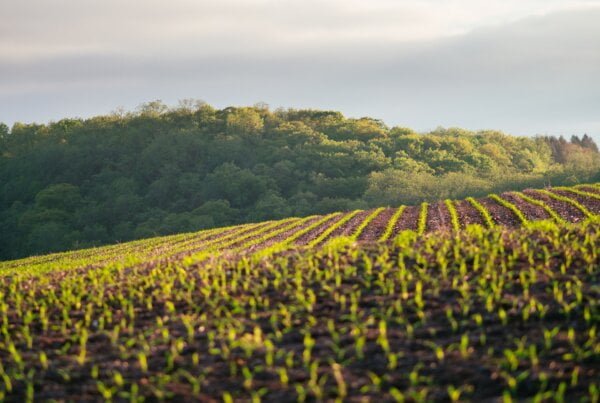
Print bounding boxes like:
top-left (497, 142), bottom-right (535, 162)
top-left (537, 189), bottom-right (592, 218)
top-left (307, 210), bottom-right (363, 248)
top-left (465, 197), bottom-right (494, 228)
top-left (523, 190), bottom-right (586, 223)
top-left (351, 207), bottom-right (386, 241)
top-left (488, 194), bottom-right (528, 224)
top-left (286, 213), bottom-right (343, 246)
top-left (513, 192), bottom-right (563, 223)
top-left (426, 201), bottom-right (453, 233)
top-left (377, 206), bottom-right (406, 242)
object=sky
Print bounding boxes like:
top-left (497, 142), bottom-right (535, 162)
top-left (1, 0), bottom-right (600, 141)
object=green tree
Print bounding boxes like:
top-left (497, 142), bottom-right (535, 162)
top-left (226, 108), bottom-right (264, 136)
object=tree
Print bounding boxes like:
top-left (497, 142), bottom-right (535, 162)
top-left (581, 134), bottom-right (599, 152)
top-left (35, 183), bottom-right (82, 211)
top-left (250, 191), bottom-right (291, 221)
top-left (226, 108), bottom-right (264, 136)
top-left (1, 101), bottom-right (599, 260)
top-left (203, 163), bottom-right (268, 208)
top-left (192, 200), bottom-right (239, 225)
top-left (137, 100), bottom-right (169, 116)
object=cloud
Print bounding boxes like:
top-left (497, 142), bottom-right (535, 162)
top-left (0, 1), bottom-right (599, 141)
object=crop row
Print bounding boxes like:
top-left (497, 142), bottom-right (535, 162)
top-left (2, 184), bottom-right (599, 277)
top-left (0, 215), bottom-right (597, 401)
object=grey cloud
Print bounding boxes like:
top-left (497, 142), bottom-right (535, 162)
top-left (1, 6), bottom-right (599, 143)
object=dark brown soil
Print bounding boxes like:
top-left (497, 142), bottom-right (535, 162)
top-left (4, 222), bottom-right (598, 402)
top-left (357, 208), bottom-right (395, 241)
top-left (163, 224), bottom-right (259, 255)
top-left (221, 219), bottom-right (305, 250)
top-left (577, 185), bottom-right (600, 195)
top-left (550, 189), bottom-right (600, 215)
top-left (502, 193), bottom-right (550, 220)
top-left (324, 210), bottom-right (372, 240)
top-left (479, 198), bottom-right (520, 227)
top-left (426, 201), bottom-right (452, 232)
top-left (172, 221), bottom-right (275, 257)
top-left (293, 213), bottom-right (345, 246)
top-left (454, 200), bottom-right (486, 227)
top-left (242, 216), bottom-right (323, 252)
top-left (522, 190), bottom-right (586, 222)
top-left (393, 205), bottom-right (420, 234)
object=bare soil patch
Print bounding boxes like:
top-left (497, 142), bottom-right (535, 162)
top-left (502, 193), bottom-right (550, 220)
top-left (479, 197), bottom-right (520, 227)
top-left (522, 190), bottom-right (585, 222)
top-left (454, 200), bottom-right (486, 227)
top-left (550, 189), bottom-right (600, 215)
top-left (293, 214), bottom-right (345, 246)
top-left (426, 201), bottom-right (452, 232)
top-left (393, 205), bottom-right (420, 234)
top-left (324, 210), bottom-right (372, 240)
top-left (357, 208), bottom-right (395, 241)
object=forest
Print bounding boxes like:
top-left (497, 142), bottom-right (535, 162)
top-left (1, 100), bottom-right (599, 260)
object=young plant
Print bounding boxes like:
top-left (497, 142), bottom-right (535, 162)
top-left (417, 202), bottom-right (429, 235)
top-left (488, 194), bottom-right (528, 224)
top-left (445, 200), bottom-right (461, 232)
top-left (466, 197), bottom-right (495, 227)
top-left (379, 206), bottom-right (406, 242)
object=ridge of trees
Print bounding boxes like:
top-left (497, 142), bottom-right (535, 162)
top-left (1, 100), bottom-right (598, 260)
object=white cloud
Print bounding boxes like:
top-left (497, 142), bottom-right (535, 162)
top-left (0, 1), bottom-right (599, 142)
top-left (2, 0), bottom-right (598, 59)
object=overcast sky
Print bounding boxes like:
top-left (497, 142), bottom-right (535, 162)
top-left (1, 0), bottom-right (599, 141)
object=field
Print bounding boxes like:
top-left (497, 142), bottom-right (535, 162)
top-left (0, 184), bottom-right (599, 401)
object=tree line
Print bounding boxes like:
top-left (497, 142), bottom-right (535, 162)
top-left (1, 100), bottom-right (598, 260)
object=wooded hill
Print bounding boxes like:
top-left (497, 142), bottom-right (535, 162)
top-left (1, 101), bottom-right (598, 259)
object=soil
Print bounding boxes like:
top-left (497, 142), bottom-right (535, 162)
top-left (221, 219), bottom-right (305, 250)
top-left (169, 221), bottom-right (275, 259)
top-left (357, 208), bottom-right (395, 242)
top-left (4, 223), bottom-right (598, 401)
top-left (577, 185), bottom-right (600, 195)
top-left (550, 189), bottom-right (600, 215)
top-left (522, 190), bottom-right (586, 222)
top-left (241, 216), bottom-right (324, 252)
top-left (292, 214), bottom-right (345, 246)
top-left (453, 200), bottom-right (486, 227)
top-left (323, 210), bottom-right (373, 240)
top-left (392, 205), bottom-right (420, 234)
top-left (501, 193), bottom-right (550, 220)
top-left (426, 201), bottom-right (452, 232)
top-left (479, 197), bottom-right (521, 227)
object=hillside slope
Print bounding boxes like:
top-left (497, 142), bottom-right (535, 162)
top-left (3, 104), bottom-right (600, 261)
top-left (0, 184), bottom-right (598, 401)
top-left (2, 183), bottom-right (599, 276)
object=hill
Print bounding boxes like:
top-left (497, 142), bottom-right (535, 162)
top-left (2, 183), bottom-right (599, 276)
top-left (0, 183), bottom-right (598, 401)
top-left (2, 103), bottom-right (600, 261)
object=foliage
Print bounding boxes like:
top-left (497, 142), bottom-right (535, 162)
top-left (1, 102), bottom-right (599, 260)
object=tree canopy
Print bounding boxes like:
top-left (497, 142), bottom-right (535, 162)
top-left (1, 102), bottom-right (598, 260)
